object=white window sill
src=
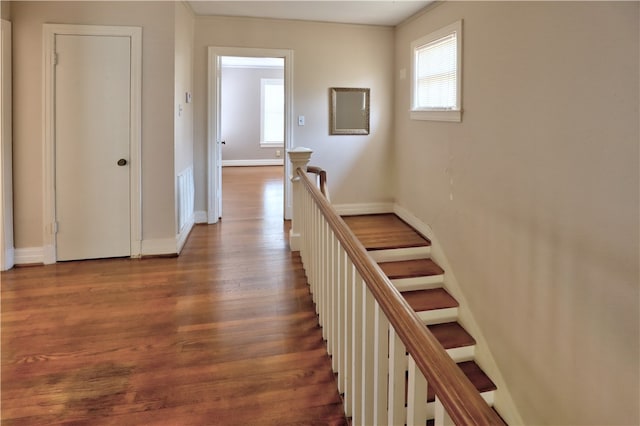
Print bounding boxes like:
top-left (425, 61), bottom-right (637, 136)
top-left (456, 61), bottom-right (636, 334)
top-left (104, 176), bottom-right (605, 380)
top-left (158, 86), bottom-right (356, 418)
top-left (260, 141), bottom-right (284, 148)
top-left (410, 109), bottom-right (461, 122)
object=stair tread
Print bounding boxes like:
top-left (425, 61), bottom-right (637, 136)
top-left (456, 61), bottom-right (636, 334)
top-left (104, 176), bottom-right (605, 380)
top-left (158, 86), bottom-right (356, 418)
top-left (379, 258), bottom-right (444, 279)
top-left (427, 360), bottom-right (497, 402)
top-left (342, 214), bottom-right (431, 250)
top-left (401, 288), bottom-right (458, 312)
top-left (427, 322), bottom-right (476, 350)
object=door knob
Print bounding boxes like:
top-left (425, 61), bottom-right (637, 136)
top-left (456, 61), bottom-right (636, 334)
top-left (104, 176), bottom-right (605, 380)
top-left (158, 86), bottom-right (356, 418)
top-left (220, 140), bottom-right (226, 144)
top-left (117, 158), bottom-right (127, 166)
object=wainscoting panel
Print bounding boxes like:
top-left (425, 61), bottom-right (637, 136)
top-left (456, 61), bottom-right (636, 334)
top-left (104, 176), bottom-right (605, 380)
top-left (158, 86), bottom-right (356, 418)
top-left (177, 166), bottom-right (194, 233)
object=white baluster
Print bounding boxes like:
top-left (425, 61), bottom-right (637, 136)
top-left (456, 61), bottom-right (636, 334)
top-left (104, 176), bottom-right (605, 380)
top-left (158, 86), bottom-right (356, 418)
top-left (373, 301), bottom-right (389, 425)
top-left (337, 246), bottom-right (347, 394)
top-left (331, 232), bottom-right (339, 372)
top-left (351, 274), bottom-right (364, 424)
top-left (361, 284), bottom-right (376, 425)
top-left (407, 355), bottom-right (428, 426)
top-left (388, 326), bottom-right (407, 426)
top-left (324, 224), bottom-right (333, 353)
top-left (343, 260), bottom-right (355, 417)
top-left (434, 397), bottom-right (455, 426)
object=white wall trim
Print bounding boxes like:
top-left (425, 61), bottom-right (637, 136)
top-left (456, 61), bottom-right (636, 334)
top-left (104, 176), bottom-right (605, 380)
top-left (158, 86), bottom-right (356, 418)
top-left (222, 159), bottom-right (284, 167)
top-left (141, 238), bottom-right (178, 257)
top-left (1, 247), bottom-right (14, 271)
top-left (208, 47), bottom-right (294, 224)
top-left (289, 231), bottom-right (300, 252)
top-left (194, 210), bottom-right (208, 224)
top-left (14, 247), bottom-right (44, 265)
top-left (393, 203), bottom-right (524, 425)
top-left (42, 24), bottom-right (142, 264)
top-left (1, 19), bottom-right (13, 272)
top-left (333, 202), bottom-right (394, 216)
top-left (176, 216), bottom-right (194, 254)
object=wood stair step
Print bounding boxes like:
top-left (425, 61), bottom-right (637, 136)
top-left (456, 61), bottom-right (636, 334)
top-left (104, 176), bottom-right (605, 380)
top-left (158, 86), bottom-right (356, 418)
top-left (427, 322), bottom-right (476, 350)
top-left (342, 214), bottom-right (430, 250)
top-left (379, 258), bottom-right (444, 280)
top-left (400, 288), bottom-right (458, 313)
top-left (426, 360), bottom-right (497, 403)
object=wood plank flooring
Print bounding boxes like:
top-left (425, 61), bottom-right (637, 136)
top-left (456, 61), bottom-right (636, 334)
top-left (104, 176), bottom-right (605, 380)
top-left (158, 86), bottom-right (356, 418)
top-left (341, 214), bottom-right (430, 250)
top-left (1, 166), bottom-right (347, 425)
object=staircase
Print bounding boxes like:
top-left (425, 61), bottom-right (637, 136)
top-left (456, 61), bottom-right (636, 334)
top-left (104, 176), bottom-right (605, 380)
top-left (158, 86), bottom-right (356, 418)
top-left (342, 213), bottom-right (503, 423)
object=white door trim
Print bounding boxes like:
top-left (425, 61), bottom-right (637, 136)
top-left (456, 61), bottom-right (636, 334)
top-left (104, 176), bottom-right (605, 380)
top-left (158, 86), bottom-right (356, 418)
top-left (207, 47), bottom-right (294, 224)
top-left (43, 24), bottom-right (142, 264)
top-left (1, 19), bottom-right (13, 271)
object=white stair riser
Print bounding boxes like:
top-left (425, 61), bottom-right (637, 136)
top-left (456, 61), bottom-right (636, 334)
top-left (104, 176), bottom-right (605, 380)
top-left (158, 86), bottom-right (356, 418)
top-left (445, 345), bottom-right (475, 363)
top-left (369, 246), bottom-right (430, 263)
top-left (392, 274), bottom-right (444, 291)
top-left (418, 307), bottom-right (458, 325)
top-left (426, 390), bottom-right (495, 419)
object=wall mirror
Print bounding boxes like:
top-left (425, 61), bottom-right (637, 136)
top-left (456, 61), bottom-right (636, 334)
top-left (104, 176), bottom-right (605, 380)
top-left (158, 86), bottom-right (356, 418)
top-left (329, 87), bottom-right (370, 135)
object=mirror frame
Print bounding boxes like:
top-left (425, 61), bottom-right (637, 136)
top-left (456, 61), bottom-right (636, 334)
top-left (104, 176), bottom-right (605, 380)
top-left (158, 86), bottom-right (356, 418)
top-left (329, 87), bottom-right (370, 135)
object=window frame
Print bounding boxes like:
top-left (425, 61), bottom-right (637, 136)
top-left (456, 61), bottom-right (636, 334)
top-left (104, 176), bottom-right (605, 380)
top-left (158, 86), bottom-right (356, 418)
top-left (260, 77), bottom-right (284, 148)
top-left (410, 20), bottom-right (462, 122)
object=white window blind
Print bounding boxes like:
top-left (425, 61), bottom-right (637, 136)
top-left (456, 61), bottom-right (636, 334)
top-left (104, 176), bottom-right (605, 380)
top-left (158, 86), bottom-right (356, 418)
top-left (261, 79), bottom-right (284, 144)
top-left (416, 33), bottom-right (457, 109)
top-left (410, 20), bottom-right (462, 122)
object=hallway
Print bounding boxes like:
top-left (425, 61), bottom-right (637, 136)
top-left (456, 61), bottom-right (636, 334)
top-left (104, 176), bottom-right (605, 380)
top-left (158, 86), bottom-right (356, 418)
top-left (1, 166), bottom-right (347, 425)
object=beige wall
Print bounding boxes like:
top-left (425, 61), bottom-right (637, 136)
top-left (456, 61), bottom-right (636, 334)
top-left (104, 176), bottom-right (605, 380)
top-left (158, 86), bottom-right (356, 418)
top-left (174, 1), bottom-right (194, 177)
top-left (395, 2), bottom-right (639, 424)
top-left (194, 16), bottom-right (395, 212)
top-left (174, 1), bottom-right (194, 232)
top-left (11, 1), bottom-right (176, 247)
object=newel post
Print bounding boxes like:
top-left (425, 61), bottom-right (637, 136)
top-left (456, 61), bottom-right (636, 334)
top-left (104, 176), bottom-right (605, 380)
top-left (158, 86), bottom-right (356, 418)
top-left (287, 147), bottom-right (313, 252)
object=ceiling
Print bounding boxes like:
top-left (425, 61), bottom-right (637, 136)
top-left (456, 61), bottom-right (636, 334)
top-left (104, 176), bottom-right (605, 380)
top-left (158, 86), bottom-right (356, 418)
top-left (187, 1), bottom-right (433, 27)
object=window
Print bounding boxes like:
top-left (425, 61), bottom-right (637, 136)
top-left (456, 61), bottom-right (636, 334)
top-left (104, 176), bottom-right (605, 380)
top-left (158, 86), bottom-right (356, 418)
top-left (411, 20), bottom-right (462, 122)
top-left (260, 78), bottom-right (284, 147)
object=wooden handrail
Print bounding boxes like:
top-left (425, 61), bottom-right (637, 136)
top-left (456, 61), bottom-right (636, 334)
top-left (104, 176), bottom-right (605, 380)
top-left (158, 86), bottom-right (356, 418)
top-left (295, 166), bottom-right (503, 425)
top-left (306, 165), bottom-right (329, 199)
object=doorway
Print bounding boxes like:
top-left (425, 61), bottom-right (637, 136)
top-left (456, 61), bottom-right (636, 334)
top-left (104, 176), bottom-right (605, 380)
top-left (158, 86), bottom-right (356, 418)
top-left (207, 47), bottom-right (294, 224)
top-left (43, 24), bottom-right (142, 264)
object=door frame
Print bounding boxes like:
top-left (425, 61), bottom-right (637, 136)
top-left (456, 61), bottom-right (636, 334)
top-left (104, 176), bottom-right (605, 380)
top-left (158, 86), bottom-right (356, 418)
top-left (43, 24), bottom-right (142, 264)
top-left (207, 47), bottom-right (294, 224)
top-left (1, 19), bottom-right (13, 271)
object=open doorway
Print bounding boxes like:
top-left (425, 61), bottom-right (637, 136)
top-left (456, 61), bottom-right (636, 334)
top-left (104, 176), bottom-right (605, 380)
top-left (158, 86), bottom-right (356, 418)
top-left (207, 47), bottom-right (293, 224)
top-left (220, 56), bottom-right (284, 167)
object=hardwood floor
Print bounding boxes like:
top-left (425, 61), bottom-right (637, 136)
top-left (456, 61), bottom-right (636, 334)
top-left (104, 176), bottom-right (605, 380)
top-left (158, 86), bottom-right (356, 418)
top-left (1, 166), bottom-right (347, 425)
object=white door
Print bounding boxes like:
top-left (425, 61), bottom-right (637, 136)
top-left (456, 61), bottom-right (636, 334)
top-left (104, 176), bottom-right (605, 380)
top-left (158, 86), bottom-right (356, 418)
top-left (55, 34), bottom-right (131, 261)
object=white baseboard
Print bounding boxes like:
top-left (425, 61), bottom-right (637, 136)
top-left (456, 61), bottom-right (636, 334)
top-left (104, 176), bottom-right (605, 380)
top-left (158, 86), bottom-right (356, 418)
top-left (1, 246), bottom-right (14, 271)
top-left (14, 246), bottom-right (45, 265)
top-left (14, 236), bottom-right (189, 263)
top-left (289, 230), bottom-right (300, 252)
top-left (222, 159), bottom-right (284, 167)
top-left (333, 202), bottom-right (394, 216)
top-left (141, 238), bottom-right (178, 257)
top-left (194, 210), bottom-right (208, 224)
top-left (176, 216), bottom-right (194, 254)
top-left (393, 204), bottom-right (434, 241)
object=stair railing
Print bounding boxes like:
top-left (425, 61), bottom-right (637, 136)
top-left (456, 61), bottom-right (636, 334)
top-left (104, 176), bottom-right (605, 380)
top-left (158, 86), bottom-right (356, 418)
top-left (306, 165), bottom-right (330, 201)
top-left (288, 149), bottom-right (503, 426)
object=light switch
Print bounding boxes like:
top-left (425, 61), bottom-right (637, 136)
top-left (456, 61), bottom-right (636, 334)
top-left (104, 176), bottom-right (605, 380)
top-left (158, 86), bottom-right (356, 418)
top-left (298, 115), bottom-right (305, 126)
